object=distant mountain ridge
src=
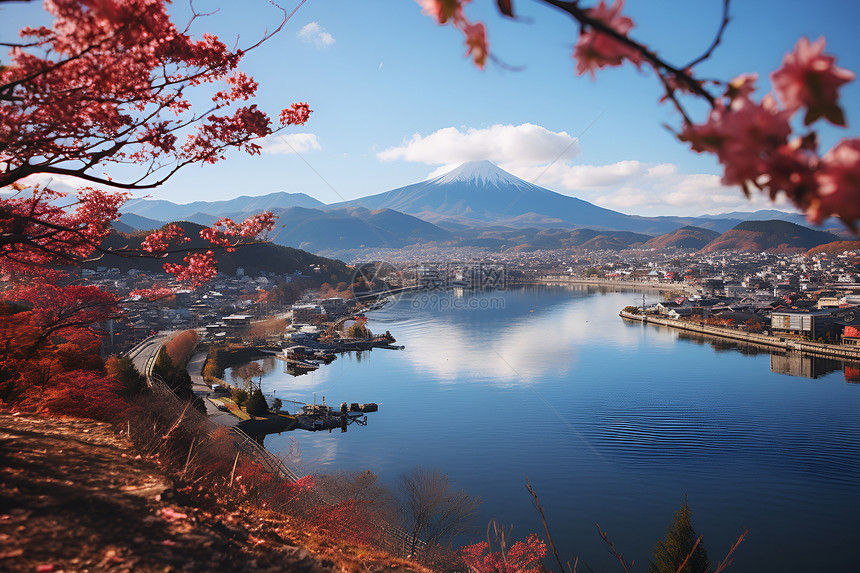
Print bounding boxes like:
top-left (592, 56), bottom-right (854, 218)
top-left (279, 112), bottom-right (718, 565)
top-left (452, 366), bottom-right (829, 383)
top-left (700, 220), bottom-right (840, 253)
top-left (122, 191), bottom-right (323, 221)
top-left (91, 221), bottom-right (350, 280)
top-left (116, 161), bottom-right (847, 254)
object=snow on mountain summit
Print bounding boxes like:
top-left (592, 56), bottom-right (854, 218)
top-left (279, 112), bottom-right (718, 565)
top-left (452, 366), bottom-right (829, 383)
top-left (434, 160), bottom-right (533, 189)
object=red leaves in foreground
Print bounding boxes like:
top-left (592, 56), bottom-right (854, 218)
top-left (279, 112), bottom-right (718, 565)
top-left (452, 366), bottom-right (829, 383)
top-left (0, 281), bottom-right (117, 402)
top-left (419, 1), bottom-right (860, 229)
top-left (26, 370), bottom-right (130, 422)
top-left (2, 0), bottom-right (308, 289)
top-left (461, 533), bottom-right (547, 573)
top-left (0, 186), bottom-right (127, 277)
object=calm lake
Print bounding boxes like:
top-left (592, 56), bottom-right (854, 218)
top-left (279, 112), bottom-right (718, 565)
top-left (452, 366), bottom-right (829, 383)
top-left (235, 285), bottom-right (860, 572)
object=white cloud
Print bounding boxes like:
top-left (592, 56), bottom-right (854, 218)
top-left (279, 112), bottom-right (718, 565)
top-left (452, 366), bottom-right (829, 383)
top-left (260, 133), bottom-right (321, 155)
top-left (297, 22), bottom-right (335, 47)
top-left (562, 166), bottom-right (796, 216)
top-left (377, 123), bottom-right (581, 167)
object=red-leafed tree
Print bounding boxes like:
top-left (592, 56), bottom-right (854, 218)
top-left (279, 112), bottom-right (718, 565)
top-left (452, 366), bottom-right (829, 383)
top-left (418, 0), bottom-right (859, 230)
top-left (0, 0), bottom-right (310, 410)
top-left (0, 280), bottom-right (118, 402)
top-left (1, 0), bottom-right (311, 284)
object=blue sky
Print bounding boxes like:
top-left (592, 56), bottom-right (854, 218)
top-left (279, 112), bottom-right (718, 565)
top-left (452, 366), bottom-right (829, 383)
top-left (3, 0), bottom-right (860, 217)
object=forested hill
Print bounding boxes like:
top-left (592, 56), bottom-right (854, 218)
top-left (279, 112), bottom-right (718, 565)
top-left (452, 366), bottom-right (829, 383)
top-left (90, 221), bottom-right (351, 282)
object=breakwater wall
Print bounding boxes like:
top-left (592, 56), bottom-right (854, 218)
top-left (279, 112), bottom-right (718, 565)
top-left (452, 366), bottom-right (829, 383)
top-left (620, 311), bottom-right (860, 362)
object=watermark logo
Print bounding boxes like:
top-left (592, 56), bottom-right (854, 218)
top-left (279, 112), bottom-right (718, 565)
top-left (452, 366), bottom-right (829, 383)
top-left (351, 261), bottom-right (508, 311)
top-left (410, 262), bottom-right (507, 292)
top-left (410, 292), bottom-right (506, 311)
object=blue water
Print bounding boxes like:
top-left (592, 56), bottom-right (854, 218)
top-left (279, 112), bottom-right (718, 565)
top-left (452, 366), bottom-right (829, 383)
top-left (244, 285), bottom-right (860, 572)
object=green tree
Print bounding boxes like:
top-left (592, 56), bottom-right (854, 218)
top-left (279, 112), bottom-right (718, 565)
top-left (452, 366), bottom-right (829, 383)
top-left (648, 498), bottom-right (710, 573)
top-left (105, 355), bottom-right (147, 398)
top-left (153, 346), bottom-right (192, 398)
top-left (246, 388), bottom-right (269, 417)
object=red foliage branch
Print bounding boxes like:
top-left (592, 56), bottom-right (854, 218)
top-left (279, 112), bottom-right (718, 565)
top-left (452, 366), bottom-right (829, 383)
top-left (1, 0), bottom-right (310, 286)
top-left (0, 280), bottom-right (117, 401)
top-left (418, 0), bottom-right (860, 230)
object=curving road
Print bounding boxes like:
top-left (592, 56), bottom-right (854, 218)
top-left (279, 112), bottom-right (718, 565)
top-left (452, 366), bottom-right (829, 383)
top-left (126, 333), bottom-right (172, 380)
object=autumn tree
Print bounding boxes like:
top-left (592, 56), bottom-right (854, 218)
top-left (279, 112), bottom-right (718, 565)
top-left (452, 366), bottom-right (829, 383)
top-left (104, 355), bottom-right (147, 398)
top-left (1, 0), bottom-right (311, 285)
top-left (233, 361), bottom-right (264, 390)
top-left (0, 0), bottom-right (310, 413)
top-left (398, 466), bottom-right (483, 557)
top-left (249, 317), bottom-right (287, 342)
top-left (648, 498), bottom-right (710, 573)
top-left (164, 329), bottom-right (199, 368)
top-left (418, 0), bottom-right (860, 229)
top-left (0, 281), bottom-right (117, 401)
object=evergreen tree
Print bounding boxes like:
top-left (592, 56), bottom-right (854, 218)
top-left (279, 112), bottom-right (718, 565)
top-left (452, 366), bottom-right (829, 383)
top-left (105, 355), bottom-right (147, 398)
top-left (246, 388), bottom-right (269, 417)
top-left (648, 498), bottom-right (710, 573)
top-left (153, 346), bottom-right (192, 398)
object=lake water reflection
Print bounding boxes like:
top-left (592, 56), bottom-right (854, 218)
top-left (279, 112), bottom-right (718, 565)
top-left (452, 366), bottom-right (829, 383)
top-left (245, 285), bottom-right (860, 572)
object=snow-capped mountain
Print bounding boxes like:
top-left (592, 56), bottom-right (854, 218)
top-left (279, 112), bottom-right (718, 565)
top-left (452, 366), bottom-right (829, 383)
top-left (330, 160), bottom-right (731, 234)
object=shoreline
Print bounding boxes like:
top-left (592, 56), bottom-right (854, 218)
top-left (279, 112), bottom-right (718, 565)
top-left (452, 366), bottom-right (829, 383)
top-left (620, 310), bottom-right (860, 363)
top-left (536, 276), bottom-right (698, 294)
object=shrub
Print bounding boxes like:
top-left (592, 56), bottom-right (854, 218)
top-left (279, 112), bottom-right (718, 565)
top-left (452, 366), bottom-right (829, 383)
top-left (232, 387), bottom-right (249, 406)
top-left (105, 355), bottom-right (147, 397)
top-left (29, 370), bottom-right (131, 422)
top-left (648, 499), bottom-right (710, 573)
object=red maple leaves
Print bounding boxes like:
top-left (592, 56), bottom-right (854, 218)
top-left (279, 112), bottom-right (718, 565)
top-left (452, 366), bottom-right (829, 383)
top-left (419, 0), bottom-right (859, 229)
top-left (1, 0), bottom-right (310, 286)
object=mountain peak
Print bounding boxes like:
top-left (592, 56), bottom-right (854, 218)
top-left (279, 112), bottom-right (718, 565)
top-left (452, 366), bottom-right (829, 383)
top-left (435, 160), bottom-right (529, 188)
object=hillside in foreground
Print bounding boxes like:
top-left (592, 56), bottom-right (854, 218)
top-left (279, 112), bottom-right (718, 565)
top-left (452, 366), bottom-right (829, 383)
top-left (0, 410), bottom-right (424, 573)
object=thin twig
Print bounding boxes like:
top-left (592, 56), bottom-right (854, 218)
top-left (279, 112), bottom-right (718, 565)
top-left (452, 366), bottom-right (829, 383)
top-left (525, 478), bottom-right (568, 573)
top-left (229, 450), bottom-right (240, 486)
top-left (596, 523), bottom-right (633, 573)
top-left (540, 0), bottom-right (718, 106)
top-left (712, 530), bottom-right (748, 573)
top-left (684, 0), bottom-right (732, 70)
top-left (674, 535), bottom-right (702, 573)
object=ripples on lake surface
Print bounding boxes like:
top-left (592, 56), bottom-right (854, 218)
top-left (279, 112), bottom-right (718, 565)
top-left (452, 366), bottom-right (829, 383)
top-left (247, 285), bottom-right (860, 572)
